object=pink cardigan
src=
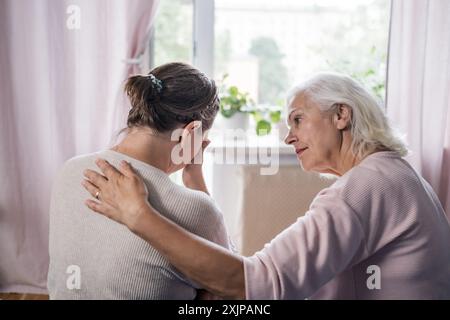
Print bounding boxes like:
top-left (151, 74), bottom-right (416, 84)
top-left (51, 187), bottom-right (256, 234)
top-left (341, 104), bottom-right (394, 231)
top-left (244, 151), bottom-right (450, 299)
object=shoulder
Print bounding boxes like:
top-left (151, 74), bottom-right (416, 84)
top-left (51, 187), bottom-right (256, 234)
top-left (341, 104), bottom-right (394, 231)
top-left (58, 152), bottom-right (101, 175)
top-left (314, 152), bottom-right (427, 243)
top-left (52, 152), bottom-right (100, 187)
top-left (303, 152), bottom-right (437, 258)
top-left (329, 152), bottom-right (420, 208)
top-left (307, 151), bottom-right (423, 231)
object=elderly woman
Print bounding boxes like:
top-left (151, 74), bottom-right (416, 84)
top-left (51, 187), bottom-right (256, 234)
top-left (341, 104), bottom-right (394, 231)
top-left (48, 62), bottom-right (230, 299)
top-left (82, 73), bottom-right (450, 299)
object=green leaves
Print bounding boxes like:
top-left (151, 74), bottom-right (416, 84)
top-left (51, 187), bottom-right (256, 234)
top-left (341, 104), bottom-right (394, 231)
top-left (228, 86), bottom-right (239, 96)
top-left (269, 110), bottom-right (281, 123)
top-left (256, 119), bottom-right (271, 135)
top-left (219, 78), bottom-right (283, 136)
top-left (220, 104), bottom-right (238, 118)
top-left (220, 85), bottom-right (250, 118)
top-left (250, 109), bottom-right (281, 136)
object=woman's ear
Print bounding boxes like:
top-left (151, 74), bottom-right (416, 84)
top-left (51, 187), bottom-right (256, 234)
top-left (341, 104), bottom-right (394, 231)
top-left (179, 120), bottom-right (202, 144)
top-left (334, 104), bottom-right (352, 130)
top-left (202, 129), bottom-right (209, 141)
top-left (177, 121), bottom-right (204, 164)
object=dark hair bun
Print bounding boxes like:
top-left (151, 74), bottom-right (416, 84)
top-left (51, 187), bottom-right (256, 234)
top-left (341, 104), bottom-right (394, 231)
top-left (125, 62), bottom-right (219, 132)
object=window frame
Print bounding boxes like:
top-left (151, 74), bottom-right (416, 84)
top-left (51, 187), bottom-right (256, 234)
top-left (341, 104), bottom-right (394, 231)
top-left (148, 0), bottom-right (214, 77)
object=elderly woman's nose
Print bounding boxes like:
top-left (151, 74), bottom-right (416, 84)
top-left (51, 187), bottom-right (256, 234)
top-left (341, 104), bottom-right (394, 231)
top-left (284, 131), bottom-right (297, 145)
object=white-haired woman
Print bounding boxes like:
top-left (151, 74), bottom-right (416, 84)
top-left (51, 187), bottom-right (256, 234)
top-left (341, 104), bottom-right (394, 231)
top-left (82, 73), bottom-right (450, 299)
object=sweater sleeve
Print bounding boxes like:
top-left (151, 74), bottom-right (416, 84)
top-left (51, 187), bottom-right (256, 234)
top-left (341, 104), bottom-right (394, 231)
top-left (175, 194), bottom-right (232, 289)
top-left (193, 194), bottom-right (231, 250)
top-left (243, 188), bottom-right (369, 299)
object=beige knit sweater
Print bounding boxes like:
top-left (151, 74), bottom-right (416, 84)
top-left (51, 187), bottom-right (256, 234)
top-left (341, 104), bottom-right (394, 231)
top-left (47, 150), bottom-right (230, 299)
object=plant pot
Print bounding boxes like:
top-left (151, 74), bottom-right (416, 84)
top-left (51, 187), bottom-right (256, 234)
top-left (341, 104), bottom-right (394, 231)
top-left (222, 112), bottom-right (249, 131)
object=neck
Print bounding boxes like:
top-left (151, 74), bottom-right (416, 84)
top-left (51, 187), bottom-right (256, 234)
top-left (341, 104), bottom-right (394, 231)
top-left (335, 147), bottom-right (360, 176)
top-left (328, 131), bottom-right (368, 176)
top-left (111, 128), bottom-right (174, 174)
top-left (332, 141), bottom-right (381, 177)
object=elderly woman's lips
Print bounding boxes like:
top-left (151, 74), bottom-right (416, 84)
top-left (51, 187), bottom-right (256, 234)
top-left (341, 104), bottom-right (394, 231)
top-left (296, 147), bottom-right (308, 155)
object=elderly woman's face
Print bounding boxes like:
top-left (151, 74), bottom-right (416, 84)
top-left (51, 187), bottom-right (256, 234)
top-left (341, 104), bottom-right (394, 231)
top-left (284, 94), bottom-right (343, 174)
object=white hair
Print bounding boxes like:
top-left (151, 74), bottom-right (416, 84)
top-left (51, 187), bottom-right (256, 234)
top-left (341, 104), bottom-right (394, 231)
top-left (287, 72), bottom-right (408, 158)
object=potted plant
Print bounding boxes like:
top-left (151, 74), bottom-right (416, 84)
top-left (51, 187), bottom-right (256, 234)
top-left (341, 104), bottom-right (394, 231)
top-left (219, 85), bottom-right (252, 131)
top-left (249, 106), bottom-right (282, 136)
top-left (219, 81), bottom-right (282, 135)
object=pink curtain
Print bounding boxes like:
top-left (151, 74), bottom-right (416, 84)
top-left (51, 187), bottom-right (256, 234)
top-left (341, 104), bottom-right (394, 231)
top-left (0, 0), bottom-right (159, 294)
top-left (386, 0), bottom-right (450, 218)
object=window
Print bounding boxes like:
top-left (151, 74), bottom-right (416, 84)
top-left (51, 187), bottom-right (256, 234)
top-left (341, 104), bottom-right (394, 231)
top-left (214, 0), bottom-right (391, 106)
top-left (150, 0), bottom-right (194, 67)
top-left (152, 0), bottom-right (390, 103)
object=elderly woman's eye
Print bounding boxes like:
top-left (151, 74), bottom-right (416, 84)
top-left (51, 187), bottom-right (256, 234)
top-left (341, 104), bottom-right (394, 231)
top-left (294, 117), bottom-right (302, 124)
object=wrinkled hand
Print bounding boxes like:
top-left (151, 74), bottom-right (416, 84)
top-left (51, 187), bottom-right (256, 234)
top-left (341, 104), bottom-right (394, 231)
top-left (82, 159), bottom-right (151, 231)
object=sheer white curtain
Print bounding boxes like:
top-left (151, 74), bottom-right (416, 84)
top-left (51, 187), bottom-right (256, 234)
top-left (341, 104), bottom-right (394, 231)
top-left (386, 0), bottom-right (450, 217)
top-left (0, 0), bottom-right (159, 294)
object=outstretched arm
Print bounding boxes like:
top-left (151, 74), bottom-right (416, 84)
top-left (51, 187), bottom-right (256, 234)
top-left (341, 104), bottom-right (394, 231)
top-left (82, 159), bottom-right (245, 299)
